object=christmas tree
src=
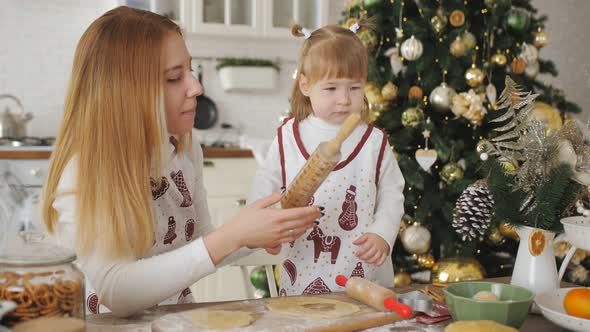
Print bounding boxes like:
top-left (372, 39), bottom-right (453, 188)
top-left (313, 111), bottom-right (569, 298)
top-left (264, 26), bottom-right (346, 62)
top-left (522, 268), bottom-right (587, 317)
top-left (341, 0), bottom-right (582, 285)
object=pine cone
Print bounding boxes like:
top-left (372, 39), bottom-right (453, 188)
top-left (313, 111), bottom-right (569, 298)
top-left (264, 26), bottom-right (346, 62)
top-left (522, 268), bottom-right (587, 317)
top-left (453, 180), bottom-right (495, 241)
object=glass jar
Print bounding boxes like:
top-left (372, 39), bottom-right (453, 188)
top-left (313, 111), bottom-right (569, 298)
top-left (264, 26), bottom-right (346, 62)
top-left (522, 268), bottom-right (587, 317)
top-left (0, 233), bottom-right (84, 326)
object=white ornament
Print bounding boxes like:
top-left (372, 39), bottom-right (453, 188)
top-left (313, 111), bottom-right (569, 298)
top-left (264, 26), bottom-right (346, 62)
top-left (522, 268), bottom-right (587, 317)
top-left (524, 60), bottom-right (540, 78)
top-left (429, 82), bottom-right (457, 112)
top-left (415, 149), bottom-right (437, 171)
top-left (480, 153), bottom-right (489, 161)
top-left (384, 47), bottom-right (404, 76)
top-left (520, 43), bottom-right (539, 65)
top-left (401, 223), bottom-right (431, 254)
top-left (486, 83), bottom-right (497, 107)
top-left (401, 35), bottom-right (423, 61)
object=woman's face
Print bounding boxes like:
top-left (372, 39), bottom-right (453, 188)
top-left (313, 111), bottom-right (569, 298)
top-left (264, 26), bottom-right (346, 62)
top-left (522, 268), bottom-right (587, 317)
top-left (161, 32), bottom-right (202, 135)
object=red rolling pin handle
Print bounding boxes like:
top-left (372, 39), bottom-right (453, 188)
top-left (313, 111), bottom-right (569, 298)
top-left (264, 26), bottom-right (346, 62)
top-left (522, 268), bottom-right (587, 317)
top-left (336, 275), bottom-right (412, 318)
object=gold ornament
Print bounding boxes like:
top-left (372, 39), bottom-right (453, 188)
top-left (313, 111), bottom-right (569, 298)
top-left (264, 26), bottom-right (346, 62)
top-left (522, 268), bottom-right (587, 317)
top-left (365, 83), bottom-right (385, 104)
top-left (465, 65), bottom-right (485, 87)
top-left (488, 227), bottom-right (506, 246)
top-left (530, 101), bottom-right (562, 132)
top-left (408, 85), bottom-right (424, 99)
top-left (499, 223), bottom-right (519, 240)
top-left (359, 30), bottom-right (378, 50)
top-left (431, 258), bottom-right (486, 283)
top-left (401, 107), bottom-right (425, 128)
top-left (534, 30), bottom-right (549, 48)
top-left (510, 58), bottom-right (526, 74)
top-left (491, 52), bottom-right (508, 66)
top-left (440, 162), bottom-right (464, 184)
top-left (393, 272), bottom-right (412, 288)
top-left (401, 223), bottom-right (431, 254)
top-left (417, 253), bottom-right (436, 269)
top-left (429, 82), bottom-right (457, 112)
top-left (381, 81), bottom-right (398, 101)
top-left (450, 37), bottom-right (467, 57)
top-left (451, 89), bottom-right (488, 126)
top-left (554, 240), bottom-right (572, 258)
top-left (430, 7), bottom-right (448, 34)
top-left (498, 157), bottom-right (517, 173)
top-left (449, 10), bottom-right (465, 27)
top-left (462, 31), bottom-right (477, 49)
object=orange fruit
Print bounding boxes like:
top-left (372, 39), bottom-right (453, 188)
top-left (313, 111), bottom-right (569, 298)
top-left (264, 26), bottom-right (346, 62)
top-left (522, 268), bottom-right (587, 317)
top-left (528, 230), bottom-right (546, 256)
top-left (564, 288), bottom-right (590, 319)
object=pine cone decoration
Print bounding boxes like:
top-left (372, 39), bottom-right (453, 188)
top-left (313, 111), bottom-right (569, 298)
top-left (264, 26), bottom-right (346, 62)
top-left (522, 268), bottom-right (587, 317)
top-left (453, 180), bottom-right (495, 241)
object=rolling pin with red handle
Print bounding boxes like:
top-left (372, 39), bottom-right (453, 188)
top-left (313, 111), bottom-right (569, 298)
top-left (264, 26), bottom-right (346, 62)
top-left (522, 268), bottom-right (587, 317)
top-left (281, 113), bottom-right (361, 208)
top-left (336, 275), bottom-right (412, 318)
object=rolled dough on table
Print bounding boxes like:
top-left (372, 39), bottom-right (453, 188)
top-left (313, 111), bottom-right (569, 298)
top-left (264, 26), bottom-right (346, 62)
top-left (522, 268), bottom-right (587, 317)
top-left (182, 310), bottom-right (254, 330)
top-left (265, 297), bottom-right (360, 319)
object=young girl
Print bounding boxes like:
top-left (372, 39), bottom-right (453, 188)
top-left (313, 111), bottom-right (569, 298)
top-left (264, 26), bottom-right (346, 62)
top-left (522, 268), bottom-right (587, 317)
top-left (248, 21), bottom-right (405, 296)
top-left (40, 6), bottom-right (321, 317)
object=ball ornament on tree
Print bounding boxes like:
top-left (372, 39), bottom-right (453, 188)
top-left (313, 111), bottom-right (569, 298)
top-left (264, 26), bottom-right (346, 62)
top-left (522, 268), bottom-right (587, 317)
top-left (401, 223), bottom-right (431, 254)
top-left (401, 107), bottom-right (425, 128)
top-left (393, 272), bottom-right (412, 288)
top-left (534, 30), bottom-right (549, 48)
top-left (505, 8), bottom-right (531, 32)
top-left (408, 86), bottom-right (424, 100)
top-left (465, 65), bottom-right (485, 87)
top-left (520, 43), bottom-right (539, 65)
top-left (524, 61), bottom-right (540, 78)
top-left (450, 37), bottom-right (467, 57)
top-left (417, 253), bottom-right (436, 269)
top-left (491, 53), bottom-right (507, 66)
top-left (440, 162), bottom-right (464, 184)
top-left (401, 36), bottom-right (423, 61)
top-left (462, 31), bottom-right (477, 49)
top-left (449, 10), bottom-right (465, 27)
top-left (381, 81), bottom-right (398, 101)
top-left (429, 82), bottom-right (456, 112)
top-left (250, 266), bottom-right (269, 291)
top-left (530, 101), bottom-right (563, 132)
top-left (363, 0), bottom-right (380, 8)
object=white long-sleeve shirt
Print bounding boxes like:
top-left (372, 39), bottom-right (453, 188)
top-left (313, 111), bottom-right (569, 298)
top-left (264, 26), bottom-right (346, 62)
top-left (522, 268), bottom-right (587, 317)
top-left (50, 136), bottom-right (247, 317)
top-left (248, 115), bottom-right (405, 294)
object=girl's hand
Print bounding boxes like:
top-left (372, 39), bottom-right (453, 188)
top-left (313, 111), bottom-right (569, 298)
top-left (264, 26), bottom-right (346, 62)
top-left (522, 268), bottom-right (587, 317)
top-left (264, 245), bottom-right (282, 255)
top-left (228, 192), bottom-right (322, 249)
top-left (352, 233), bottom-right (390, 266)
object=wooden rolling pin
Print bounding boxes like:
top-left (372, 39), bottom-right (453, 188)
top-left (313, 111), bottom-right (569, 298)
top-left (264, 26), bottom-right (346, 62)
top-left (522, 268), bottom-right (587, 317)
top-left (336, 275), bottom-right (413, 318)
top-left (281, 113), bottom-right (361, 208)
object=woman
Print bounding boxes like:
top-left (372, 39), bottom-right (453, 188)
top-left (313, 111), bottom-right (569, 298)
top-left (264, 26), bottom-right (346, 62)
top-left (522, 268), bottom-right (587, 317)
top-left (40, 6), bottom-right (321, 317)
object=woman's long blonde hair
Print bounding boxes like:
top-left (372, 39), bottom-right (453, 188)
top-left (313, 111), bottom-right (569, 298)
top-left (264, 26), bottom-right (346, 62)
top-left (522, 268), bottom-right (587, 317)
top-left (41, 6), bottom-right (185, 259)
top-left (290, 20), bottom-right (371, 122)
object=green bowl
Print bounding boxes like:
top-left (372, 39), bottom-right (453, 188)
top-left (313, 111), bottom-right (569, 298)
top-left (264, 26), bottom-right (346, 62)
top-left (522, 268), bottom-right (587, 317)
top-left (443, 281), bottom-right (534, 328)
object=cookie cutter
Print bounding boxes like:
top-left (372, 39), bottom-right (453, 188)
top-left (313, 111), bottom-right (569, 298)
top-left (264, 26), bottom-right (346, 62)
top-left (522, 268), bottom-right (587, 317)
top-left (398, 291), bottom-right (434, 314)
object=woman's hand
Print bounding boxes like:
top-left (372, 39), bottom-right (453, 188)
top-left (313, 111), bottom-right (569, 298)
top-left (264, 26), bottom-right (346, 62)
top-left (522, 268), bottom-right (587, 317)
top-left (204, 192), bottom-right (321, 265)
top-left (229, 192), bottom-right (322, 248)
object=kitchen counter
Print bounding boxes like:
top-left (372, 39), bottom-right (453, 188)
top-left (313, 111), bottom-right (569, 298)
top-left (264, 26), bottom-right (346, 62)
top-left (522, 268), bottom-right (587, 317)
top-left (0, 146), bottom-right (253, 159)
top-left (84, 277), bottom-right (570, 332)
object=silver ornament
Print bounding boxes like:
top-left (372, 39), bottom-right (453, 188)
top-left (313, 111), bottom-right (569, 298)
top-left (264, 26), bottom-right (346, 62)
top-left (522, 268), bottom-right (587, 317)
top-left (401, 223), bottom-right (431, 254)
top-left (401, 36), bottom-right (423, 61)
top-left (429, 82), bottom-right (457, 112)
top-left (486, 83), bottom-right (497, 107)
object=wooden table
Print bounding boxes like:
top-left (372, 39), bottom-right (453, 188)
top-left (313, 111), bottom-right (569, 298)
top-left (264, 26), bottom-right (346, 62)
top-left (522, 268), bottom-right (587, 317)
top-left (85, 277), bottom-right (573, 331)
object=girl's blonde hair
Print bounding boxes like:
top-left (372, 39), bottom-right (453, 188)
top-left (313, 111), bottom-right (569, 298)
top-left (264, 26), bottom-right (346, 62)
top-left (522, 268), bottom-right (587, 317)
top-left (41, 6), bottom-right (186, 259)
top-left (290, 19), bottom-right (371, 122)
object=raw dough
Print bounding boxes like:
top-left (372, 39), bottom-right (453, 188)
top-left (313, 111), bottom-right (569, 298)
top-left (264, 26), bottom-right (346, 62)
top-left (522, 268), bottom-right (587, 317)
top-left (472, 290), bottom-right (499, 301)
top-left (266, 297), bottom-right (360, 319)
top-left (182, 310), bottom-right (254, 330)
top-left (444, 320), bottom-right (517, 332)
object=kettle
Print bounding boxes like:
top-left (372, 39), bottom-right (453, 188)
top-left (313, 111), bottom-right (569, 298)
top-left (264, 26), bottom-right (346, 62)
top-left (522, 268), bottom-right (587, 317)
top-left (0, 94), bottom-right (32, 138)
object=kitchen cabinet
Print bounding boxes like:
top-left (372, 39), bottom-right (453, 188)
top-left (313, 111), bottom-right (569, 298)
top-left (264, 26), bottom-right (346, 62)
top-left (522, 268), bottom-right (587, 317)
top-left (127, 0), bottom-right (328, 38)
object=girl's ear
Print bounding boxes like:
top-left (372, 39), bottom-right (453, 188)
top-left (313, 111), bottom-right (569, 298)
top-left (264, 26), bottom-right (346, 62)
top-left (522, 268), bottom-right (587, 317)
top-left (299, 74), bottom-right (310, 97)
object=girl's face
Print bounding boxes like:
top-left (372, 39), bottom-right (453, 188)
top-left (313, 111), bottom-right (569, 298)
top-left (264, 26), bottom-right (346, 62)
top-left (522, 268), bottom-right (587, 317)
top-left (162, 33), bottom-right (202, 135)
top-left (299, 75), bottom-right (365, 125)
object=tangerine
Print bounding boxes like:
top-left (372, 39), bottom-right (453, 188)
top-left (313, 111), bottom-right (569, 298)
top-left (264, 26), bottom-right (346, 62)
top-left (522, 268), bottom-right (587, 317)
top-left (564, 288), bottom-right (590, 319)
